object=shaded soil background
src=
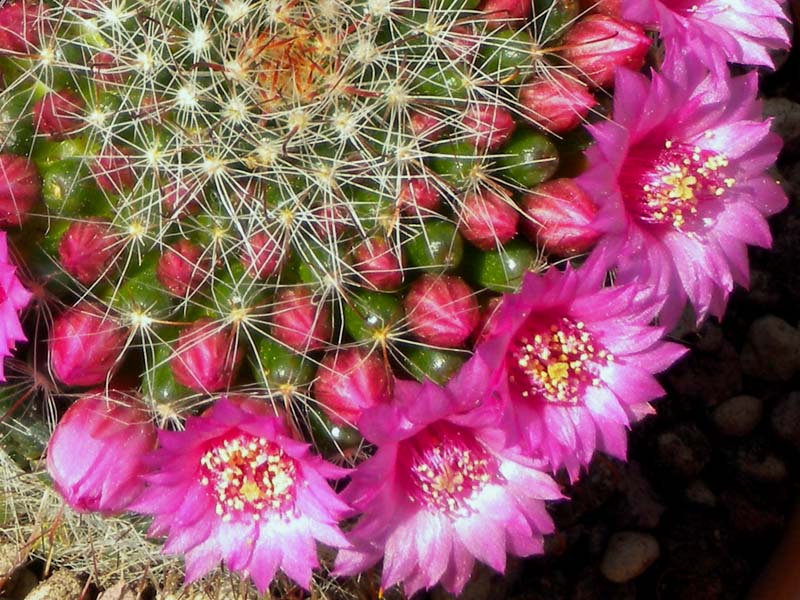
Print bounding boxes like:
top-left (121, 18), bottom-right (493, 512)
top-left (2, 6), bottom-right (800, 600)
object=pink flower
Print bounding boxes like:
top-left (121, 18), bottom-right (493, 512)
top-left (579, 65), bottom-right (788, 325)
top-left (622, 0), bottom-right (790, 73)
top-left (47, 391), bottom-right (156, 514)
top-left (131, 396), bottom-right (351, 591)
top-left (335, 368), bottom-right (561, 596)
top-left (0, 232), bottom-right (30, 380)
top-left (474, 256), bottom-right (687, 478)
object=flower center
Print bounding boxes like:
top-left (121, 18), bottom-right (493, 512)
top-left (200, 433), bottom-right (297, 521)
top-left (622, 140), bottom-right (734, 230)
top-left (402, 423), bottom-right (497, 516)
top-left (509, 317), bottom-right (610, 405)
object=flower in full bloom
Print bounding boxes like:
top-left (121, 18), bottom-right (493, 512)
top-left (131, 396), bottom-right (351, 591)
top-left (335, 364), bottom-right (561, 596)
top-left (0, 232), bottom-right (30, 380)
top-left (622, 0), bottom-right (790, 73)
top-left (47, 391), bottom-right (156, 514)
top-left (474, 256), bottom-right (687, 478)
top-left (579, 64), bottom-right (787, 325)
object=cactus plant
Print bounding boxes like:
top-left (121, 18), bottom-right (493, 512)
top-left (0, 0), bottom-right (790, 597)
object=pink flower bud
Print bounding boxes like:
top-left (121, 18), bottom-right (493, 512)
top-left (91, 145), bottom-right (136, 193)
top-left (0, 2), bottom-right (43, 53)
top-left (157, 239), bottom-right (209, 296)
top-left (519, 72), bottom-right (597, 133)
top-left (58, 219), bottom-right (119, 285)
top-left (473, 295), bottom-right (503, 345)
top-left (240, 230), bottom-right (286, 279)
top-left (33, 90), bottom-right (85, 139)
top-left (161, 176), bottom-right (202, 218)
top-left (311, 201), bottom-right (350, 240)
top-left (458, 188), bottom-right (519, 250)
top-left (580, 0), bottom-right (622, 16)
top-left (461, 104), bottom-right (516, 151)
top-left (171, 318), bottom-right (242, 392)
top-left (442, 26), bottom-right (480, 62)
top-left (408, 110), bottom-right (445, 142)
top-left (353, 236), bottom-right (403, 291)
top-left (0, 154), bottom-right (41, 226)
top-left (91, 50), bottom-right (126, 85)
top-left (479, 0), bottom-right (532, 26)
top-left (47, 391), bottom-right (156, 514)
top-left (313, 348), bottom-right (392, 425)
top-left (561, 15), bottom-right (651, 88)
top-left (271, 287), bottom-right (332, 351)
top-left (404, 274), bottom-right (480, 348)
top-left (398, 179), bottom-right (441, 215)
top-left (521, 178), bottom-right (600, 255)
top-left (50, 302), bottom-right (129, 387)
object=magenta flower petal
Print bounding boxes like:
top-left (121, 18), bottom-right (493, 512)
top-left (131, 396), bottom-right (350, 592)
top-left (579, 64), bottom-right (788, 324)
top-left (0, 233), bottom-right (30, 380)
top-left (622, 0), bottom-right (791, 73)
top-left (335, 376), bottom-right (560, 596)
top-left (474, 255), bottom-right (687, 479)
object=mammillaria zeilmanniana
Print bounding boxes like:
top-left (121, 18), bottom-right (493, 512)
top-left (0, 0), bottom-right (790, 596)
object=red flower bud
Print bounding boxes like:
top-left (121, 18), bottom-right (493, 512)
top-left (157, 239), bottom-right (210, 296)
top-left (404, 274), bottom-right (480, 348)
top-left (49, 302), bottom-right (129, 387)
top-left (91, 50), bottom-right (126, 86)
top-left (580, 0), bottom-right (622, 16)
top-left (458, 188), bottom-right (519, 250)
top-left (161, 176), bottom-right (202, 218)
top-left (313, 348), bottom-right (392, 425)
top-left (91, 145), bottom-right (136, 193)
top-left (519, 71), bottom-right (597, 133)
top-left (461, 104), bottom-right (517, 151)
top-left (271, 287), bottom-right (332, 351)
top-left (398, 178), bottom-right (441, 215)
top-left (0, 2), bottom-right (44, 53)
top-left (171, 318), bottom-right (242, 392)
top-left (58, 219), bottom-right (119, 285)
top-left (474, 295), bottom-right (503, 345)
top-left (353, 236), bottom-right (403, 291)
top-left (47, 391), bottom-right (156, 514)
top-left (240, 230), bottom-right (286, 279)
top-left (521, 178), bottom-right (600, 255)
top-left (561, 15), bottom-right (650, 88)
top-left (33, 90), bottom-right (85, 139)
top-left (408, 110), bottom-right (446, 142)
top-left (0, 154), bottom-right (41, 226)
top-left (479, 0), bottom-right (532, 26)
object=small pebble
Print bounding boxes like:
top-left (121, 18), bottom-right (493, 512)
top-left (712, 395), bottom-right (763, 437)
top-left (25, 570), bottom-right (82, 600)
top-left (736, 451), bottom-right (788, 483)
top-left (600, 532), bottom-right (660, 583)
top-left (685, 480), bottom-right (717, 507)
top-left (98, 582), bottom-right (138, 600)
top-left (656, 425), bottom-right (711, 479)
top-left (740, 315), bottom-right (800, 382)
top-left (771, 391), bottom-right (800, 449)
